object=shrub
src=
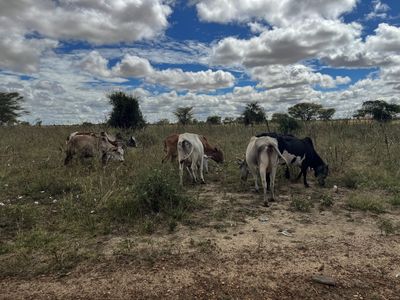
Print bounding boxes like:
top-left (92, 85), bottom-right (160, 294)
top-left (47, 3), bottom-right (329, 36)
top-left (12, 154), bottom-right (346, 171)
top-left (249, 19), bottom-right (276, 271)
top-left (290, 197), bottom-right (312, 212)
top-left (107, 168), bottom-right (194, 227)
top-left (347, 194), bottom-right (385, 213)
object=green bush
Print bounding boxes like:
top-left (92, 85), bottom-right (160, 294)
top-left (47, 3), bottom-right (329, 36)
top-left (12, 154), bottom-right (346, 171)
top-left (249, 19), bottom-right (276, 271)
top-left (290, 197), bottom-right (312, 212)
top-left (107, 168), bottom-right (194, 226)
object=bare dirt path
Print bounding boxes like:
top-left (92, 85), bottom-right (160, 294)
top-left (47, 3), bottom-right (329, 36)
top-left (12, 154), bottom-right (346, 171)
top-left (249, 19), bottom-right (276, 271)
top-left (1, 183), bottom-right (400, 299)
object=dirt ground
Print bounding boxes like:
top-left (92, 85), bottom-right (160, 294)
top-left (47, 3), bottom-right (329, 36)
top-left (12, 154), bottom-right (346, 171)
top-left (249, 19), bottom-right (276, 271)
top-left (1, 182), bottom-right (400, 300)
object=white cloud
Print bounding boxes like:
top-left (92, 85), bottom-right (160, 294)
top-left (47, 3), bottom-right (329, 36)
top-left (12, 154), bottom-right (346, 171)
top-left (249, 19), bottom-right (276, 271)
top-left (251, 64), bottom-right (351, 89)
top-left (196, 0), bottom-right (357, 27)
top-left (211, 19), bottom-right (362, 68)
top-left (0, 0), bottom-right (172, 73)
top-left (322, 23), bottom-right (400, 68)
top-left (365, 0), bottom-right (390, 20)
top-left (80, 53), bottom-right (235, 92)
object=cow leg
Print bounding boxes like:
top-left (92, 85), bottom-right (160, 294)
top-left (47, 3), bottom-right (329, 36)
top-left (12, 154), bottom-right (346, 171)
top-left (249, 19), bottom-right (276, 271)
top-left (64, 152), bottom-right (73, 165)
top-left (190, 162), bottom-right (198, 183)
top-left (269, 167), bottom-right (277, 202)
top-left (301, 167), bottom-right (310, 188)
top-left (259, 167), bottom-right (269, 207)
top-left (185, 166), bottom-right (196, 183)
top-left (296, 170), bottom-right (303, 180)
top-left (199, 156), bottom-right (206, 184)
top-left (179, 162), bottom-right (184, 186)
top-left (285, 166), bottom-right (291, 179)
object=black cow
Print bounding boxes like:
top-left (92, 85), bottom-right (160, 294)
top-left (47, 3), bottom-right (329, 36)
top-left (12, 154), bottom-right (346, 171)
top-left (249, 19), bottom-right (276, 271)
top-left (255, 132), bottom-right (329, 187)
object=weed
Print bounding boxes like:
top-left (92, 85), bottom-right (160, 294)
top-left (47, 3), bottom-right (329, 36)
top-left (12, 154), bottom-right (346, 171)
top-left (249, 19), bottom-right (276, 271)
top-left (377, 218), bottom-right (397, 235)
top-left (320, 194), bottom-right (334, 208)
top-left (340, 170), bottom-right (361, 189)
top-left (389, 194), bottom-right (400, 206)
top-left (290, 197), bottom-right (313, 212)
top-left (347, 194), bottom-right (385, 214)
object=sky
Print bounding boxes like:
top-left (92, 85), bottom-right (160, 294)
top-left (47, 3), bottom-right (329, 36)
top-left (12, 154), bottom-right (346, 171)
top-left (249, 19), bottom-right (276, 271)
top-left (0, 0), bottom-right (399, 124)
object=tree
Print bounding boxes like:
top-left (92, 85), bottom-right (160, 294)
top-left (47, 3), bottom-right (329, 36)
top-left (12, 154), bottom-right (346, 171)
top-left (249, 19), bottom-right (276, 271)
top-left (0, 92), bottom-right (27, 125)
top-left (156, 118), bottom-right (170, 125)
top-left (242, 102), bottom-right (266, 126)
top-left (107, 91), bottom-right (145, 129)
top-left (206, 115), bottom-right (221, 125)
top-left (288, 102), bottom-right (322, 121)
top-left (354, 100), bottom-right (400, 122)
top-left (318, 108), bottom-right (336, 121)
top-left (271, 113), bottom-right (301, 134)
top-left (174, 106), bottom-right (193, 125)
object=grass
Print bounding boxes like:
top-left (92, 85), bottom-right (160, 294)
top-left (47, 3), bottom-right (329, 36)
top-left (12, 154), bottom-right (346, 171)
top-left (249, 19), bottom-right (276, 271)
top-left (1, 121), bottom-right (400, 276)
top-left (346, 193), bottom-right (386, 214)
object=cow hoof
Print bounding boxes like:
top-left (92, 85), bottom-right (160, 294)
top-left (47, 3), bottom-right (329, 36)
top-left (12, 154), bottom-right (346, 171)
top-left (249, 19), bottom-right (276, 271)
top-left (263, 201), bottom-right (269, 207)
top-left (200, 180), bottom-right (206, 184)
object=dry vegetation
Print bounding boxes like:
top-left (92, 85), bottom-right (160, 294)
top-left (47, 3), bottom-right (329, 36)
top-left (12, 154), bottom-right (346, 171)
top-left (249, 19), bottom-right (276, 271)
top-left (1, 121), bottom-right (400, 299)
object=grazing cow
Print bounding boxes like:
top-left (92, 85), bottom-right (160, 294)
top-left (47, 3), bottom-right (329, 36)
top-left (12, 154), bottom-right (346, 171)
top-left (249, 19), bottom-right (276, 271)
top-left (162, 133), bottom-right (224, 164)
top-left (64, 132), bottom-right (124, 165)
top-left (177, 133), bottom-right (206, 185)
top-left (256, 132), bottom-right (329, 187)
top-left (238, 136), bottom-right (288, 206)
top-left (66, 131), bottom-right (137, 149)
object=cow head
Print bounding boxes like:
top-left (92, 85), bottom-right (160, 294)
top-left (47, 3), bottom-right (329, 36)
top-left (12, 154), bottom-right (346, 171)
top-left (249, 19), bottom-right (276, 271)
top-left (127, 136), bottom-right (137, 147)
top-left (102, 145), bottom-right (125, 164)
top-left (237, 159), bottom-right (249, 181)
top-left (210, 147), bottom-right (224, 163)
top-left (314, 164), bottom-right (329, 186)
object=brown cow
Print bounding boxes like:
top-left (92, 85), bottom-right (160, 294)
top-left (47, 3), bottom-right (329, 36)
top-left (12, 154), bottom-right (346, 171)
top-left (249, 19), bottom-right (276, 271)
top-left (162, 133), bottom-right (224, 164)
top-left (64, 132), bottom-right (125, 165)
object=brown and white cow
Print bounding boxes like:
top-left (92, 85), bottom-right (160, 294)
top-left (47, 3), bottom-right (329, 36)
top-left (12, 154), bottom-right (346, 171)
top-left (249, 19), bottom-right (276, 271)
top-left (162, 133), bottom-right (224, 164)
top-left (64, 132), bottom-right (125, 165)
top-left (66, 131), bottom-right (137, 149)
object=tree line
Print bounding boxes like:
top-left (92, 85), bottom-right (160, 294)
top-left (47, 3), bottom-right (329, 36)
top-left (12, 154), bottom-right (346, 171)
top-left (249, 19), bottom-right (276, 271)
top-left (1, 91), bottom-right (399, 129)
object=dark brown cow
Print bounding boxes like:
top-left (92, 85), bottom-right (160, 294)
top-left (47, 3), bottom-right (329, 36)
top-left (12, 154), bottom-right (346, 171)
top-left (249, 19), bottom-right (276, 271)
top-left (162, 133), bottom-right (224, 164)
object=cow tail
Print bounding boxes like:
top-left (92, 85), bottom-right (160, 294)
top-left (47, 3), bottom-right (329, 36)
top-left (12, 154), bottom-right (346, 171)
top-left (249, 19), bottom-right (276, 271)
top-left (179, 140), bottom-right (194, 163)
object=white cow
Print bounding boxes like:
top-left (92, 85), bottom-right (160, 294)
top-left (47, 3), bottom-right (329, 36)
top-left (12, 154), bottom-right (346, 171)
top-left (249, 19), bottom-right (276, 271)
top-left (177, 133), bottom-right (206, 185)
top-left (239, 136), bottom-right (288, 206)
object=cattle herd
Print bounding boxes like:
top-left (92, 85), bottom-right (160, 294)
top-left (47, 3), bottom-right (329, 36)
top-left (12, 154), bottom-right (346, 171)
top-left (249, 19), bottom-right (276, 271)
top-left (64, 130), bottom-right (329, 207)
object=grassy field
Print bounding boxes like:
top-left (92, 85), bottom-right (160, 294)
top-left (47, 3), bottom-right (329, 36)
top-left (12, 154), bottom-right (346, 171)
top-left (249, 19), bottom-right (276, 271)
top-left (1, 121), bottom-right (400, 299)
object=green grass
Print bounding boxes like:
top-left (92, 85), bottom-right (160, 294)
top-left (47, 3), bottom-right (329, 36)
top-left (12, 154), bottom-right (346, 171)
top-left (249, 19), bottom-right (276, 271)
top-left (347, 193), bottom-right (386, 214)
top-left (1, 121), bottom-right (400, 276)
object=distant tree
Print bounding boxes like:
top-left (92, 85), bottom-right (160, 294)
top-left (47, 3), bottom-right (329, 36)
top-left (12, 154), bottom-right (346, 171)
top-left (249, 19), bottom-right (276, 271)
top-left (288, 102), bottom-right (323, 121)
top-left (108, 91), bottom-right (145, 129)
top-left (0, 92), bottom-right (27, 125)
top-left (318, 108), bottom-right (336, 121)
top-left (353, 100), bottom-right (400, 122)
top-left (242, 102), bottom-right (267, 126)
top-left (223, 117), bottom-right (235, 124)
top-left (271, 113), bottom-right (301, 134)
top-left (156, 118), bottom-right (170, 125)
top-left (206, 115), bottom-right (222, 125)
top-left (174, 106), bottom-right (193, 125)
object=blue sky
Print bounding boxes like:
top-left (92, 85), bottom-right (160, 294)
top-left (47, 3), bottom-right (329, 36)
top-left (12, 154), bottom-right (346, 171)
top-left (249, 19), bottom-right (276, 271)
top-left (0, 0), bottom-right (399, 124)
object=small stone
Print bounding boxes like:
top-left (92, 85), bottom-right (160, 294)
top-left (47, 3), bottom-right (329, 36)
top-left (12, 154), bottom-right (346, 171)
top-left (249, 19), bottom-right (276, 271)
top-left (332, 185), bottom-right (338, 193)
top-left (0, 202), bottom-right (5, 206)
top-left (90, 210), bottom-right (95, 214)
top-left (34, 201), bottom-right (39, 205)
top-left (40, 190), bottom-right (45, 194)
top-left (312, 275), bottom-right (336, 286)
top-left (258, 215), bottom-right (269, 223)
top-left (52, 199), bottom-right (58, 203)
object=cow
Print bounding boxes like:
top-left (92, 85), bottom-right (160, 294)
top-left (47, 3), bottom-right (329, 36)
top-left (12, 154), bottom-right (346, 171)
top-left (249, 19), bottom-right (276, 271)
top-left (66, 131), bottom-right (137, 149)
top-left (162, 133), bottom-right (224, 164)
top-left (256, 132), bottom-right (329, 187)
top-left (64, 132), bottom-right (125, 165)
top-left (177, 133), bottom-right (206, 186)
top-left (238, 136), bottom-right (288, 207)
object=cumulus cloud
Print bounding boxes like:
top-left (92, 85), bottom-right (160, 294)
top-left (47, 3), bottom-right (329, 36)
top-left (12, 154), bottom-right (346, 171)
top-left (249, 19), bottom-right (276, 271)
top-left (251, 65), bottom-right (351, 89)
top-left (322, 23), bottom-right (400, 68)
top-left (0, 0), bottom-right (172, 73)
top-left (196, 0), bottom-right (357, 27)
top-left (211, 19), bottom-right (362, 68)
top-left (80, 53), bottom-right (235, 92)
